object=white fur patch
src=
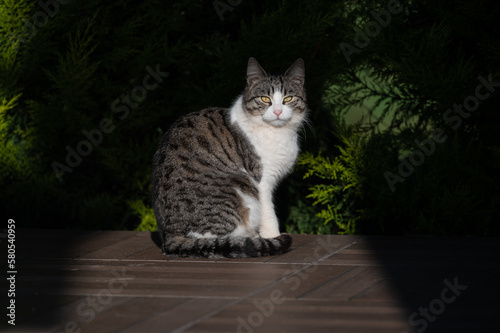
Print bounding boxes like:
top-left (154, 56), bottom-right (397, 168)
top-left (187, 231), bottom-right (217, 239)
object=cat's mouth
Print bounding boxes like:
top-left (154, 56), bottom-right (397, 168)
top-left (267, 118), bottom-right (288, 127)
top-left (271, 119), bottom-right (288, 127)
top-left (262, 113), bottom-right (291, 127)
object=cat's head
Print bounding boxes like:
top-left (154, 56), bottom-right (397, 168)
top-left (242, 58), bottom-right (306, 128)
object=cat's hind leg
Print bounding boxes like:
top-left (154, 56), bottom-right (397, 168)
top-left (230, 189), bottom-right (261, 238)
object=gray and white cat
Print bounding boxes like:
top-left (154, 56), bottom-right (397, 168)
top-left (151, 57), bottom-right (307, 257)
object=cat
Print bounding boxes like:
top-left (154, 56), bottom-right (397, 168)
top-left (151, 57), bottom-right (307, 258)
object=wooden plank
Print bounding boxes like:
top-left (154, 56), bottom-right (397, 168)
top-left (188, 300), bottom-right (411, 333)
top-left (237, 264), bottom-right (358, 301)
top-left (270, 234), bottom-right (364, 264)
top-left (117, 298), bottom-right (235, 333)
top-left (2, 295), bottom-right (82, 332)
top-left (77, 232), bottom-right (155, 260)
top-left (67, 231), bottom-right (140, 259)
top-left (44, 295), bottom-right (136, 332)
top-left (14, 229), bottom-right (98, 259)
top-left (122, 244), bottom-right (169, 261)
top-left (53, 297), bottom-right (188, 333)
top-left (295, 265), bottom-right (400, 301)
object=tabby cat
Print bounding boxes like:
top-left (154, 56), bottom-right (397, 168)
top-left (151, 57), bottom-right (307, 258)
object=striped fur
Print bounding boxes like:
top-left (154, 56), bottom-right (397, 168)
top-left (151, 58), bottom-right (306, 258)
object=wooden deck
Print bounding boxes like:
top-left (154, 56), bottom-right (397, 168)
top-left (2, 230), bottom-right (500, 332)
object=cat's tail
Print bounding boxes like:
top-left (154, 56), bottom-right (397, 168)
top-left (162, 234), bottom-right (292, 258)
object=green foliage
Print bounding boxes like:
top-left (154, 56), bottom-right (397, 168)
top-left (284, 174), bottom-right (331, 235)
top-left (298, 123), bottom-right (366, 234)
top-left (286, 199), bottom-right (329, 234)
top-left (293, 0), bottom-right (500, 236)
top-left (0, 93), bottom-right (30, 180)
top-left (129, 200), bottom-right (157, 232)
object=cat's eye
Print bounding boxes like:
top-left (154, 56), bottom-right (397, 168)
top-left (261, 96), bottom-right (271, 104)
top-left (283, 96), bottom-right (293, 104)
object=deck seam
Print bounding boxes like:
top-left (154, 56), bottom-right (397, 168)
top-left (296, 266), bottom-right (360, 300)
top-left (72, 232), bottom-right (142, 259)
top-left (119, 244), bottom-right (157, 260)
top-left (262, 235), bottom-right (321, 263)
top-left (116, 298), bottom-right (192, 333)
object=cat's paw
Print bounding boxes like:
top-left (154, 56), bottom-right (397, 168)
top-left (259, 229), bottom-right (280, 239)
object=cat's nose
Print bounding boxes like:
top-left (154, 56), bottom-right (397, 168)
top-left (273, 109), bottom-right (283, 117)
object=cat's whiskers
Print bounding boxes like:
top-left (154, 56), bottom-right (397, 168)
top-left (297, 114), bottom-right (315, 144)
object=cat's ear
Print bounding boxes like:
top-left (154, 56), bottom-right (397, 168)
top-left (247, 57), bottom-right (267, 86)
top-left (284, 58), bottom-right (305, 86)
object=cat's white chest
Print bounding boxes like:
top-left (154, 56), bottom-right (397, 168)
top-left (250, 125), bottom-right (299, 181)
top-left (230, 96), bottom-right (300, 183)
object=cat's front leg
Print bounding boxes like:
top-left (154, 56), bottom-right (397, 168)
top-left (259, 217), bottom-right (280, 238)
top-left (258, 186), bottom-right (281, 238)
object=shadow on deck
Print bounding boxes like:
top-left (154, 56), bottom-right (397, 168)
top-left (2, 230), bottom-right (499, 332)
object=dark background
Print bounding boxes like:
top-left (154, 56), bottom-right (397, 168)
top-left (1, 0), bottom-right (499, 236)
